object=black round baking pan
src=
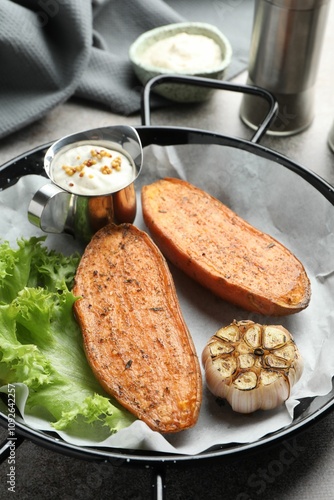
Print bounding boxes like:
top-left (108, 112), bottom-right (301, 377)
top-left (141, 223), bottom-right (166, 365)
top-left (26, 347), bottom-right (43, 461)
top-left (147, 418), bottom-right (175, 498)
top-left (0, 76), bottom-right (333, 499)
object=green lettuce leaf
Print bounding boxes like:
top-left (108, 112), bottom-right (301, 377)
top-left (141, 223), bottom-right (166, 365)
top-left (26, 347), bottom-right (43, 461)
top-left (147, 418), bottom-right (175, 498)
top-left (0, 238), bottom-right (135, 436)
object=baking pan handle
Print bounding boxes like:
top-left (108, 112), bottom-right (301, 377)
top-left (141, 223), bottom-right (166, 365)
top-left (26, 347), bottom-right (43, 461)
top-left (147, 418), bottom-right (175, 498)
top-left (0, 435), bottom-right (24, 464)
top-left (151, 467), bottom-right (166, 500)
top-left (141, 74), bottom-right (278, 143)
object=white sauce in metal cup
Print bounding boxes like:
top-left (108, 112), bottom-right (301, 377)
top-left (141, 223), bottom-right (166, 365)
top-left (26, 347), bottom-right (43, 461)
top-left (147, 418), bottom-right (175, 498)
top-left (51, 144), bottom-right (134, 196)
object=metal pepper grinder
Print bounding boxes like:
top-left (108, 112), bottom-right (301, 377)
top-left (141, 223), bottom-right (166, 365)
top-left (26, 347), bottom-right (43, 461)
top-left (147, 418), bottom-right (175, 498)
top-left (240, 0), bottom-right (331, 136)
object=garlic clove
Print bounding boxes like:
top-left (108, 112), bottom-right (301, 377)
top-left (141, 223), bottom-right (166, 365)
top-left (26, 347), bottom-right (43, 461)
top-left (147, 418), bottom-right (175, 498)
top-left (202, 320), bottom-right (303, 414)
top-left (215, 323), bottom-right (240, 342)
top-left (244, 323), bottom-right (262, 349)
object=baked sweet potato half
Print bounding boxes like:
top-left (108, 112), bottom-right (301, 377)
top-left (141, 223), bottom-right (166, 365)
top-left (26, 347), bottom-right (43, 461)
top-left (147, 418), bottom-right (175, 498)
top-left (141, 178), bottom-right (311, 316)
top-left (73, 223), bottom-right (202, 433)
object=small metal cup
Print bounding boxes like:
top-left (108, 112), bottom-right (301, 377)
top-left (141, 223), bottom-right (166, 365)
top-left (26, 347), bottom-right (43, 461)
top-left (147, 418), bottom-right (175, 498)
top-left (28, 125), bottom-right (143, 242)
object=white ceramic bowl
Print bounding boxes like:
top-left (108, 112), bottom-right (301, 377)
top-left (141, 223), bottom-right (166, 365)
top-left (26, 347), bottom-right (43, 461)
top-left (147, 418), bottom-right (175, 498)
top-left (129, 22), bottom-right (233, 103)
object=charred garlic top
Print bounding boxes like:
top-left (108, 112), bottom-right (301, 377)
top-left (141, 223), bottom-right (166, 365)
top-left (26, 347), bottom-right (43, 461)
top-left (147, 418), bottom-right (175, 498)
top-left (202, 320), bottom-right (303, 413)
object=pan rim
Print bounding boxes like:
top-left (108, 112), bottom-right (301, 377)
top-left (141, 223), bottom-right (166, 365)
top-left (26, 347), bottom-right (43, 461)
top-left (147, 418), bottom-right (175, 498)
top-left (0, 126), bottom-right (333, 465)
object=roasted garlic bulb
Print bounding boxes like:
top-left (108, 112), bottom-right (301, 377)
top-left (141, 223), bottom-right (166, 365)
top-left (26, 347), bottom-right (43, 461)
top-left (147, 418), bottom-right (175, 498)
top-left (202, 320), bottom-right (303, 413)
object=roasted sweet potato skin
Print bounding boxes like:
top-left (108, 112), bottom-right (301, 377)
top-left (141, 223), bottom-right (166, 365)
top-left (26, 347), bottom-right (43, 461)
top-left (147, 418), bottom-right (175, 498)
top-left (73, 223), bottom-right (202, 433)
top-left (141, 178), bottom-right (311, 316)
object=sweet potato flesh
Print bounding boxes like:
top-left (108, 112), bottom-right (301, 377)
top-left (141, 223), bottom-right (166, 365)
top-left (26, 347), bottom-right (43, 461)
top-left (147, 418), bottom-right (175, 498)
top-left (141, 178), bottom-right (311, 316)
top-left (73, 223), bottom-right (202, 433)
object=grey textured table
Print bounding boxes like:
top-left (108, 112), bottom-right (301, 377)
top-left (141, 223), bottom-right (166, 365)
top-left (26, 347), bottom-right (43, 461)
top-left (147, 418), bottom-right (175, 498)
top-left (1, 2), bottom-right (334, 499)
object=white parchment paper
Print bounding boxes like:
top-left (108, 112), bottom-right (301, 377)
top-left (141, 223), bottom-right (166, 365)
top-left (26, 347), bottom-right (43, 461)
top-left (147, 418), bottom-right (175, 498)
top-left (1, 142), bottom-right (334, 455)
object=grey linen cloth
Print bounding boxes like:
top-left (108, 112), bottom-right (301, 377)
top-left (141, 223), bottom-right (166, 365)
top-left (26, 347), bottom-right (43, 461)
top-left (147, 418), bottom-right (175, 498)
top-left (0, 0), bottom-right (254, 140)
top-left (0, 0), bottom-right (184, 139)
